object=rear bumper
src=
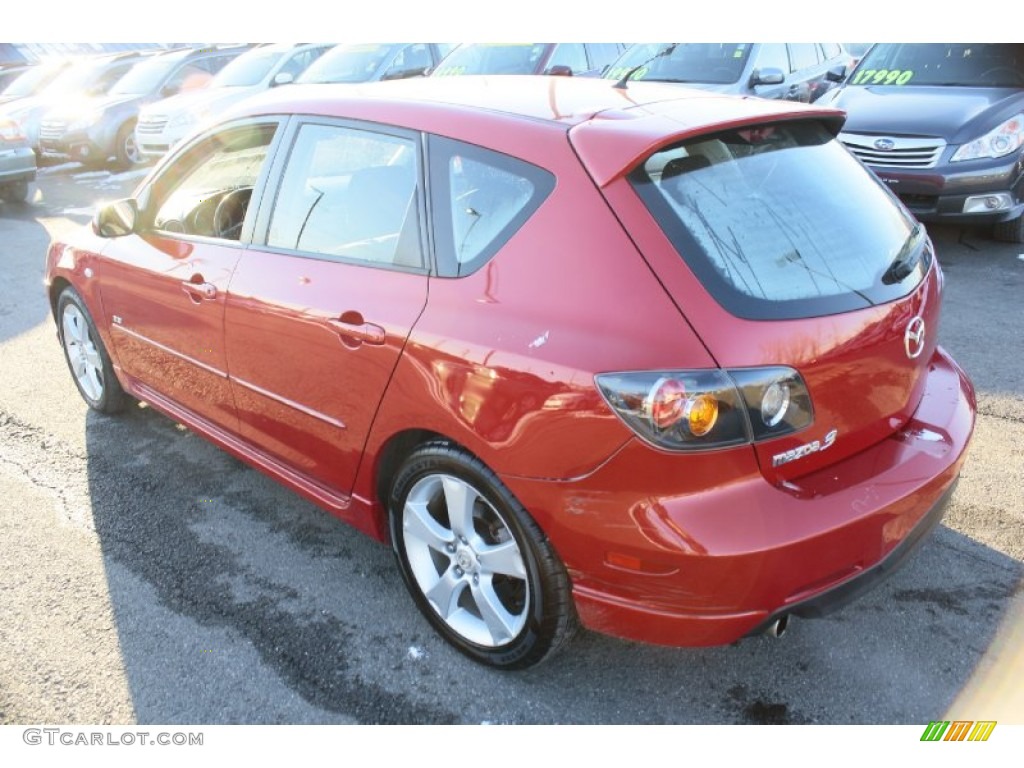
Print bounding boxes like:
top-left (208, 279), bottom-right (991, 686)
top-left (502, 346), bottom-right (976, 647)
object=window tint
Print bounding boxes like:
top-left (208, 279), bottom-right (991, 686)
top-left (549, 44), bottom-right (588, 74)
top-left (429, 136), bottom-right (555, 277)
top-left (150, 123), bottom-right (277, 241)
top-left (630, 122), bottom-right (927, 320)
top-left (267, 123), bottom-right (422, 268)
top-left (788, 43), bottom-right (820, 71)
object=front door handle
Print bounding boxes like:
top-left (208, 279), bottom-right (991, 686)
top-left (327, 315), bottom-right (386, 347)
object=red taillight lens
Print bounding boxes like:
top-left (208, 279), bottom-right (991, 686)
top-left (596, 367), bottom-right (813, 452)
top-left (0, 119), bottom-right (25, 142)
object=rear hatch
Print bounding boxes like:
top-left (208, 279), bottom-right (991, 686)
top-left (585, 116), bottom-right (939, 484)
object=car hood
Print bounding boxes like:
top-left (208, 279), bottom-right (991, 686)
top-left (825, 84), bottom-right (1024, 143)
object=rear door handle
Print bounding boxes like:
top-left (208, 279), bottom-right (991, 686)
top-left (327, 316), bottom-right (386, 347)
top-left (181, 279), bottom-right (217, 300)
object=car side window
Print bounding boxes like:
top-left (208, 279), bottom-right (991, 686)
top-left (266, 123), bottom-right (423, 269)
top-left (788, 44), bottom-right (820, 72)
top-left (757, 43), bottom-right (791, 74)
top-left (148, 123), bottom-right (277, 241)
top-left (548, 43), bottom-right (588, 75)
top-left (429, 135), bottom-right (555, 277)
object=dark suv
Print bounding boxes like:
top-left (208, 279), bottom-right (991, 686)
top-left (817, 43), bottom-right (1024, 243)
top-left (38, 45), bottom-right (251, 169)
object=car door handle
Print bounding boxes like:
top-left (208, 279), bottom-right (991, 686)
top-left (181, 279), bottom-right (217, 300)
top-left (327, 317), bottom-right (386, 347)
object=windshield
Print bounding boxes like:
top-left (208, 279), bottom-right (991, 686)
top-left (211, 49), bottom-right (282, 87)
top-left (433, 44), bottom-right (549, 76)
top-left (109, 52), bottom-right (187, 96)
top-left (297, 44), bottom-right (397, 84)
top-left (40, 59), bottom-right (123, 97)
top-left (2, 64), bottom-right (64, 98)
top-left (851, 43), bottom-right (1024, 88)
top-left (631, 121), bottom-right (927, 320)
top-left (604, 43), bottom-right (752, 84)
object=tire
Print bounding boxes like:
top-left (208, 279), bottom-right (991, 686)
top-left (57, 287), bottom-right (126, 414)
top-left (113, 122), bottom-right (142, 170)
top-left (389, 442), bottom-right (577, 669)
top-left (992, 212), bottom-right (1024, 244)
top-left (0, 180), bottom-right (29, 204)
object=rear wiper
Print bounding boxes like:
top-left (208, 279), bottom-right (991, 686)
top-left (613, 44), bottom-right (678, 90)
top-left (882, 225), bottom-right (925, 285)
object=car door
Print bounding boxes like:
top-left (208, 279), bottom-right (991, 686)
top-left (97, 119), bottom-right (282, 430)
top-left (748, 43), bottom-right (791, 99)
top-left (784, 43), bottom-right (821, 102)
top-left (224, 118), bottom-right (429, 496)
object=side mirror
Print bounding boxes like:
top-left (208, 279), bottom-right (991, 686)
top-left (750, 67), bottom-right (785, 87)
top-left (826, 65), bottom-right (848, 83)
top-left (92, 198), bottom-right (139, 238)
top-left (271, 71), bottom-right (294, 87)
top-left (544, 65), bottom-right (574, 77)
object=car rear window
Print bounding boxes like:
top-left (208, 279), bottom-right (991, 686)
top-left (630, 120), bottom-right (929, 320)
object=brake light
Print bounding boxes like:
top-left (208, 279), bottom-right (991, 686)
top-left (0, 119), bottom-right (25, 142)
top-left (596, 367), bottom-right (813, 451)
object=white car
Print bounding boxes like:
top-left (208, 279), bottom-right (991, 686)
top-left (135, 43), bottom-right (331, 159)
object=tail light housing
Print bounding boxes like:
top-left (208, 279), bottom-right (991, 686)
top-left (0, 119), bottom-right (26, 142)
top-left (596, 367), bottom-right (813, 451)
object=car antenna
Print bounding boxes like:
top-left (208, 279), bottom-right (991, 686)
top-left (613, 43), bottom-right (678, 89)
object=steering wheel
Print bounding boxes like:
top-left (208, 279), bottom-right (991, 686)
top-left (187, 196), bottom-right (219, 236)
top-left (213, 187), bottom-right (253, 241)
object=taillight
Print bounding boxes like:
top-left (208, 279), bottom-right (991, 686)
top-left (0, 119), bottom-right (25, 142)
top-left (596, 367), bottom-right (813, 451)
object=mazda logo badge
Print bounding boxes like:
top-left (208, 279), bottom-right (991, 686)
top-left (874, 138), bottom-right (896, 151)
top-left (905, 316), bottom-right (926, 359)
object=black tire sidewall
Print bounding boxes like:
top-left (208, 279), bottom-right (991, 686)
top-left (389, 444), bottom-right (565, 669)
top-left (57, 288), bottom-right (124, 414)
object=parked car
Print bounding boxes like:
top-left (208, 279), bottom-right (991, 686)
top-left (44, 76), bottom-right (975, 669)
top-left (0, 52), bottom-right (147, 154)
top-left (0, 61), bottom-right (72, 106)
top-left (296, 43), bottom-right (450, 85)
top-left (432, 43), bottom-right (626, 78)
top-left (816, 43), bottom-right (1024, 243)
top-left (0, 117), bottom-right (36, 204)
top-left (603, 43), bottom-right (852, 102)
top-left (38, 45), bottom-right (251, 169)
top-left (136, 43), bottom-right (332, 159)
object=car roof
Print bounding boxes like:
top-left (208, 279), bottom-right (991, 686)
top-left (230, 75), bottom-right (846, 186)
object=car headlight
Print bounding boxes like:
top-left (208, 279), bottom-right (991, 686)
top-left (951, 114), bottom-right (1024, 162)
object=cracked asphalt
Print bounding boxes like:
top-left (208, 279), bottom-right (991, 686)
top-left (0, 161), bottom-right (1021, 726)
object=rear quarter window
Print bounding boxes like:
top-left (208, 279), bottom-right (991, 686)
top-left (630, 120), bottom-right (929, 320)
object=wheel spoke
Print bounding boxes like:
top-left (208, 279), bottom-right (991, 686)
top-left (476, 539), bottom-right (526, 579)
top-left (441, 475), bottom-right (477, 539)
top-left (470, 577), bottom-right (520, 644)
top-left (424, 566), bottom-right (466, 619)
top-left (403, 498), bottom-right (453, 553)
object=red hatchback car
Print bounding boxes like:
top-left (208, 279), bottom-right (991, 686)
top-left (45, 76), bottom-right (976, 669)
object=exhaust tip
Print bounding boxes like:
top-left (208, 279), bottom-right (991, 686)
top-left (764, 615), bottom-right (789, 639)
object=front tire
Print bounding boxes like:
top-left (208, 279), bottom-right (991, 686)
top-left (113, 122), bottom-right (142, 170)
top-left (57, 287), bottom-right (126, 414)
top-left (993, 212), bottom-right (1024, 244)
top-left (389, 442), bottom-right (576, 669)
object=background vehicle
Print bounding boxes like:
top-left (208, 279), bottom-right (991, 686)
top-left (0, 61), bottom-right (72, 106)
top-left (0, 117), bottom-right (36, 204)
top-left (45, 76), bottom-right (974, 670)
top-left (432, 43), bottom-right (626, 77)
top-left (817, 43), bottom-right (1024, 242)
top-left (604, 43), bottom-right (852, 101)
top-left (136, 43), bottom-right (331, 159)
top-left (296, 43), bottom-right (450, 85)
top-left (0, 53), bottom-right (143, 152)
top-left (39, 45), bottom-right (251, 169)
